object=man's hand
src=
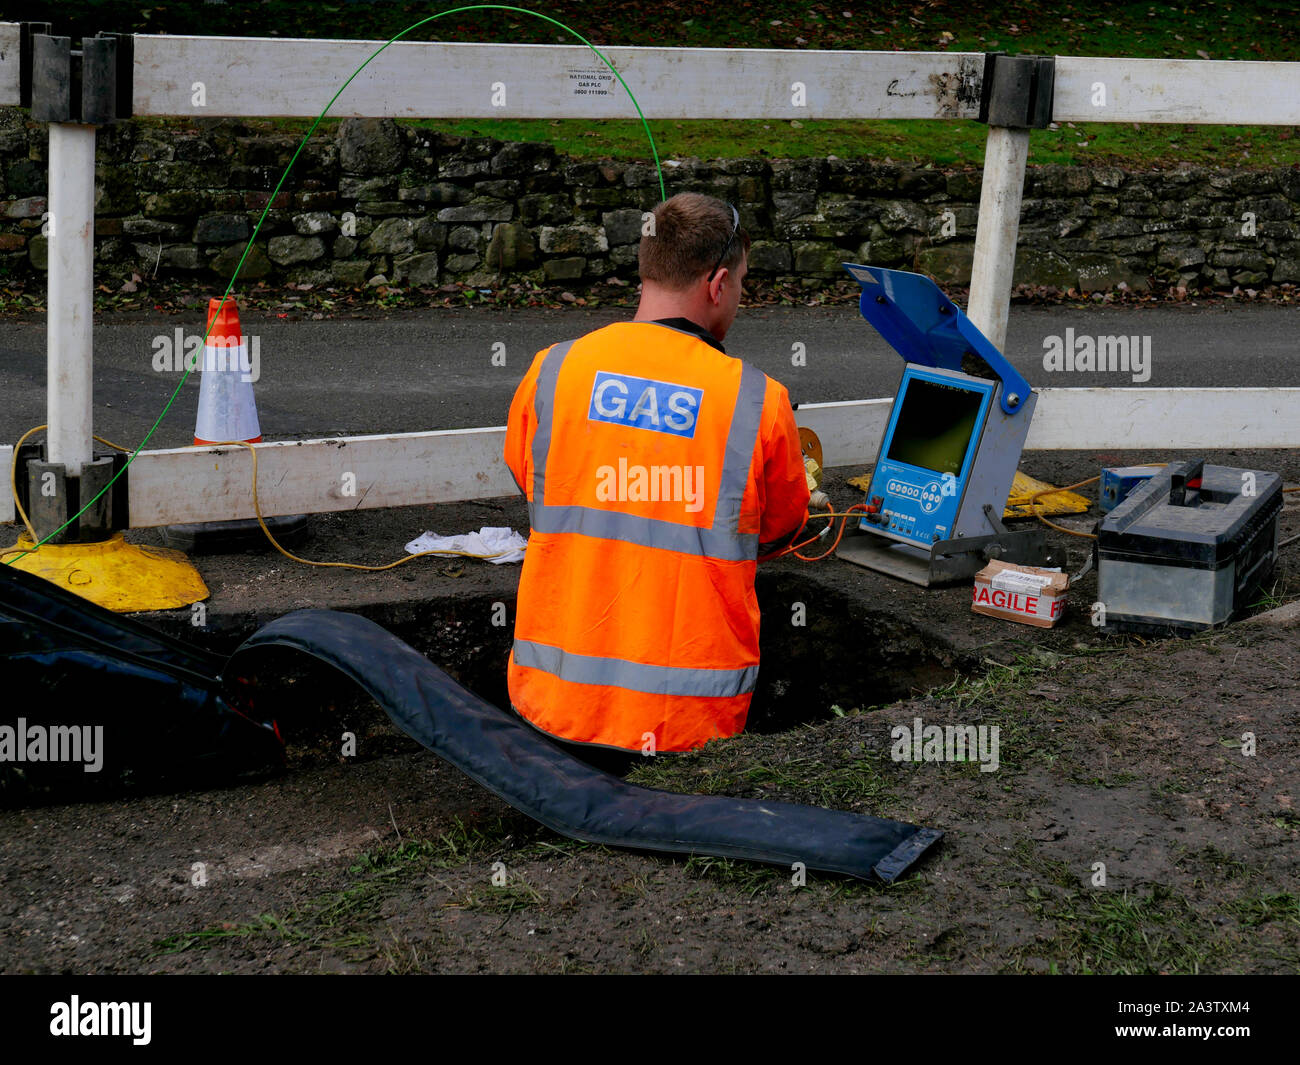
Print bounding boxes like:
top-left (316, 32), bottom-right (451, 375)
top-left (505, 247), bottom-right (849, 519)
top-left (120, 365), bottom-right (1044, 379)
top-left (758, 525), bottom-right (807, 557)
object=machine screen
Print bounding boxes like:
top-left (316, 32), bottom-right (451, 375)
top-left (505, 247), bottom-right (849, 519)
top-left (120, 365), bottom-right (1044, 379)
top-left (885, 378), bottom-right (983, 476)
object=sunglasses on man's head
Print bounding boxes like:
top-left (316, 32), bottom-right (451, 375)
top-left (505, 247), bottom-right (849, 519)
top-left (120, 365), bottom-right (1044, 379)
top-left (706, 203), bottom-right (741, 284)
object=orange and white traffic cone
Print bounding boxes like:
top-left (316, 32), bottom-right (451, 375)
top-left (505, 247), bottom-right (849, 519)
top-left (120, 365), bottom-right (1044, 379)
top-left (163, 296), bottom-right (312, 554)
top-left (194, 296), bottom-right (261, 446)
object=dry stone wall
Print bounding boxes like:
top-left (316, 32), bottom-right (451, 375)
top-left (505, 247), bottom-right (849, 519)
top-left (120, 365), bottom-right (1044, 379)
top-left (2, 110), bottom-right (1298, 293)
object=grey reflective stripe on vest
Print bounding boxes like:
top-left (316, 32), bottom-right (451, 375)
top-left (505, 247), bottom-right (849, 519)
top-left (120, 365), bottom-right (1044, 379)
top-left (528, 339), bottom-right (767, 562)
top-left (514, 639), bottom-right (759, 698)
top-left (529, 338), bottom-right (578, 506)
top-left (714, 360), bottom-right (767, 547)
top-left (530, 505), bottom-right (757, 560)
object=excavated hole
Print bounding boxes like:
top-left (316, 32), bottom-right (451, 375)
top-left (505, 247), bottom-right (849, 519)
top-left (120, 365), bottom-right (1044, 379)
top-left (1, 573), bottom-right (969, 805)
top-left (219, 570), bottom-right (966, 769)
top-left (747, 571), bottom-right (963, 733)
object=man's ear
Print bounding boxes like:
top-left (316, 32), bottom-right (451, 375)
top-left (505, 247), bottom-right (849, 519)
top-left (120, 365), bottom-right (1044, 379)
top-left (707, 268), bottom-right (727, 303)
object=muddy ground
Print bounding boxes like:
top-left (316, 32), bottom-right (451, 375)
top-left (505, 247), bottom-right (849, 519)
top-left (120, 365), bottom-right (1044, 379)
top-left (1, 447), bottom-right (1298, 974)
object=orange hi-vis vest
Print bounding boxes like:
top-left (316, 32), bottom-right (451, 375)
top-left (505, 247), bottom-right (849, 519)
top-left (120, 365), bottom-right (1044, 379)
top-left (504, 320), bottom-right (810, 753)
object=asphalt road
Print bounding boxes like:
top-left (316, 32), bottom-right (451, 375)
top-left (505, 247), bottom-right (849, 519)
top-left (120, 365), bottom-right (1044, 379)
top-left (0, 302), bottom-right (1296, 450)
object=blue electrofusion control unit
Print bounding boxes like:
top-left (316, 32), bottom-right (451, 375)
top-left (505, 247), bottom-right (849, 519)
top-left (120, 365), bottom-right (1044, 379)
top-left (864, 365), bottom-right (995, 547)
top-left (836, 264), bottom-right (1047, 585)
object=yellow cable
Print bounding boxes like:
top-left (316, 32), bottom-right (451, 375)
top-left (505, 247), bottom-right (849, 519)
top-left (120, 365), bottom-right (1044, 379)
top-left (1022, 475), bottom-right (1102, 541)
top-left (6, 425), bottom-right (134, 548)
top-left (195, 440), bottom-right (507, 570)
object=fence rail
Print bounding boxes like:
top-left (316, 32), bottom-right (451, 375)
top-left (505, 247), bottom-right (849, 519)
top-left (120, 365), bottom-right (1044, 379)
top-left (2, 25), bottom-right (1298, 536)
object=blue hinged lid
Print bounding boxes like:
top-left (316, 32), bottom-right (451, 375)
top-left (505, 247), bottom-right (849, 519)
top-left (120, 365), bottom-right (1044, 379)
top-left (842, 263), bottom-right (1031, 416)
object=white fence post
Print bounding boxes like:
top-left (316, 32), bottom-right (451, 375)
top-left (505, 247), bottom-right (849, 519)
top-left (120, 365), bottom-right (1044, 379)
top-left (966, 126), bottom-right (1030, 356)
top-left (45, 122), bottom-right (97, 477)
top-left (964, 54), bottom-right (1052, 355)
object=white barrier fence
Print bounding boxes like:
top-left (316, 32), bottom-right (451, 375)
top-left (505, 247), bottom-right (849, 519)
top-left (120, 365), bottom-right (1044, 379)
top-left (1, 27), bottom-right (1298, 533)
top-left (4, 387), bottom-right (1293, 528)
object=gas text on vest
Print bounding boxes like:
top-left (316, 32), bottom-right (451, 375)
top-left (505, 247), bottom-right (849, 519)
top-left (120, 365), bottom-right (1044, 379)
top-left (588, 371), bottom-right (703, 438)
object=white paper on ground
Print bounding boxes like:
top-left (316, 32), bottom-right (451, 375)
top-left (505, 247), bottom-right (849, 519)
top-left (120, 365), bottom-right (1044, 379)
top-left (404, 526), bottom-right (528, 564)
top-left (990, 569), bottom-right (1055, 594)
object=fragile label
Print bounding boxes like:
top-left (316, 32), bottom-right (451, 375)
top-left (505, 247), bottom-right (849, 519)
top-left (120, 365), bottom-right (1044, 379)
top-left (973, 583), bottom-right (1064, 621)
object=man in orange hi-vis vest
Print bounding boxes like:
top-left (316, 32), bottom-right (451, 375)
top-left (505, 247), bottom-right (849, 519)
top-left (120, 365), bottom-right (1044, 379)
top-left (504, 192), bottom-right (810, 771)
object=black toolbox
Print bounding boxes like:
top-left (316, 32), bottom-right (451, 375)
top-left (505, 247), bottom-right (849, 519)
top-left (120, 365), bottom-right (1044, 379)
top-left (1096, 459), bottom-right (1282, 635)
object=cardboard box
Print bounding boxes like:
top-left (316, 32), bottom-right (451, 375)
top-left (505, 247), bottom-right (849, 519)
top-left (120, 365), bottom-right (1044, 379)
top-left (971, 560), bottom-right (1068, 628)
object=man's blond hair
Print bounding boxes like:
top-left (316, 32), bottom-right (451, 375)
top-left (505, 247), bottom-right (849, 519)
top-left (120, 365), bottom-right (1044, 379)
top-left (638, 192), bottom-right (751, 291)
